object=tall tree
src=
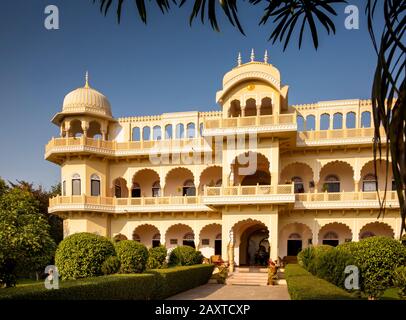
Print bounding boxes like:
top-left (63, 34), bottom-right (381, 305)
top-left (94, 0), bottom-right (405, 237)
top-left (0, 188), bottom-right (56, 287)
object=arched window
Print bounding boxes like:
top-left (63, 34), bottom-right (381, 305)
top-left (292, 176), bottom-right (304, 193)
top-left (346, 112), bottom-right (356, 129)
top-left (289, 233), bottom-right (302, 239)
top-left (132, 127), bottom-right (141, 141)
top-left (324, 175), bottom-right (340, 193)
top-left (183, 180), bottom-right (196, 196)
top-left (324, 231), bottom-right (339, 240)
top-left (115, 181), bottom-right (122, 198)
top-left (90, 174), bottom-right (101, 196)
top-left (176, 124), bottom-right (184, 139)
top-left (153, 125), bottom-right (162, 140)
top-left (152, 181), bottom-right (161, 197)
top-left (361, 111), bottom-right (371, 128)
top-left (260, 97), bottom-right (273, 115)
top-left (62, 180), bottom-right (66, 196)
top-left (297, 115), bottom-right (305, 132)
top-left (199, 123), bottom-right (204, 136)
top-left (152, 233), bottom-right (161, 247)
top-left (132, 182), bottom-right (141, 198)
top-left (165, 124), bottom-right (173, 139)
top-left (362, 174), bottom-right (377, 192)
top-left (183, 232), bottom-right (195, 248)
top-left (229, 100), bottom-right (241, 117)
top-left (186, 123), bottom-right (195, 138)
top-left (245, 98), bottom-right (257, 117)
top-left (143, 126), bottom-right (151, 140)
top-left (320, 113), bottom-right (330, 130)
top-left (360, 231), bottom-right (375, 239)
top-left (72, 174), bottom-right (81, 196)
top-left (132, 233), bottom-right (141, 242)
top-left (306, 115), bottom-right (316, 131)
top-left (333, 113), bottom-right (343, 129)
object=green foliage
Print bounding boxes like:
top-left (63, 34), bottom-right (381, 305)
top-left (393, 266), bottom-right (406, 299)
top-left (55, 233), bottom-right (116, 280)
top-left (0, 188), bottom-right (56, 287)
top-left (305, 245), bottom-right (334, 275)
top-left (115, 240), bottom-right (148, 273)
top-left (0, 265), bottom-right (215, 300)
top-left (151, 265), bottom-right (215, 299)
top-left (297, 246), bottom-right (314, 269)
top-left (353, 237), bottom-right (406, 298)
top-left (168, 246), bottom-right (203, 266)
top-left (146, 245), bottom-right (167, 269)
top-left (113, 233), bottom-right (128, 242)
top-left (101, 256), bottom-right (120, 275)
top-left (285, 264), bottom-right (356, 300)
top-left (316, 249), bottom-right (355, 289)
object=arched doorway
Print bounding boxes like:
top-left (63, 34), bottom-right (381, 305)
top-left (233, 219), bottom-right (270, 266)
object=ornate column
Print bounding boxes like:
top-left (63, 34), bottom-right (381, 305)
top-left (81, 121), bottom-right (89, 138)
top-left (270, 212), bottom-right (279, 261)
top-left (227, 230), bottom-right (235, 273)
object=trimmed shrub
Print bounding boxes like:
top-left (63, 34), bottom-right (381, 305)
top-left (168, 246), bottom-right (203, 266)
top-left (285, 264), bottom-right (355, 300)
top-left (113, 233), bottom-right (128, 242)
top-left (115, 240), bottom-right (148, 273)
top-left (393, 266), bottom-right (406, 299)
top-left (354, 236), bottom-right (406, 298)
top-left (306, 245), bottom-right (334, 275)
top-left (146, 245), bottom-right (167, 269)
top-left (0, 265), bottom-right (215, 300)
top-left (316, 248), bottom-right (355, 288)
top-left (55, 233), bottom-right (116, 280)
top-left (101, 256), bottom-right (120, 275)
top-left (297, 246), bottom-right (314, 269)
top-left (152, 265), bottom-right (215, 299)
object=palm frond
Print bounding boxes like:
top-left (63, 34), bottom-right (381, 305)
top-left (367, 0), bottom-right (406, 238)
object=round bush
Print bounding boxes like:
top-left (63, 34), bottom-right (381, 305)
top-left (306, 245), bottom-right (334, 275)
top-left (115, 240), bottom-right (148, 273)
top-left (354, 236), bottom-right (406, 298)
top-left (55, 232), bottom-right (116, 280)
top-left (168, 246), bottom-right (203, 266)
top-left (316, 248), bottom-right (355, 288)
top-left (393, 266), bottom-right (406, 299)
top-left (146, 245), bottom-right (167, 269)
top-left (101, 256), bottom-right (121, 275)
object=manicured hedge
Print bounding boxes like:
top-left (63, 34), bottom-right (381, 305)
top-left (146, 245), bottom-right (167, 269)
top-left (0, 264), bottom-right (215, 300)
top-left (151, 264), bottom-right (215, 299)
top-left (168, 246), bottom-right (204, 266)
top-left (285, 264), bottom-right (356, 300)
top-left (55, 233), bottom-right (116, 280)
top-left (115, 240), bottom-right (148, 273)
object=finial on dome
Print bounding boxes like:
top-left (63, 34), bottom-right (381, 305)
top-left (85, 71), bottom-right (89, 88)
top-left (237, 52), bottom-right (242, 66)
top-left (264, 50), bottom-right (268, 63)
top-left (250, 48), bottom-right (255, 62)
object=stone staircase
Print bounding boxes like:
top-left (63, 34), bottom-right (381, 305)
top-left (226, 267), bottom-right (268, 286)
top-left (226, 267), bottom-right (287, 286)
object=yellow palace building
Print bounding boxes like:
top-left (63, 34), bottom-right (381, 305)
top-left (45, 50), bottom-right (400, 269)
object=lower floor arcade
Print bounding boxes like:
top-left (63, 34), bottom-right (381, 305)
top-left (62, 208), bottom-right (401, 267)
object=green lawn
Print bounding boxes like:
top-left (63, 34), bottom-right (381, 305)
top-left (285, 264), bottom-right (357, 300)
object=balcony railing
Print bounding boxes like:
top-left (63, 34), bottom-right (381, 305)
top-left (204, 114), bottom-right (296, 130)
top-left (295, 191), bottom-right (398, 202)
top-left (203, 184), bottom-right (294, 196)
top-left (297, 127), bottom-right (386, 146)
top-left (45, 136), bottom-right (211, 158)
top-left (48, 195), bottom-right (205, 213)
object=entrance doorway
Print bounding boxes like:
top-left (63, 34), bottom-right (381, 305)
top-left (322, 239), bottom-right (339, 247)
top-left (240, 225), bottom-right (270, 266)
top-left (214, 239), bottom-right (222, 255)
top-left (287, 240), bottom-right (302, 256)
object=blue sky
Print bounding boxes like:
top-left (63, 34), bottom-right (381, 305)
top-left (0, 0), bottom-right (383, 189)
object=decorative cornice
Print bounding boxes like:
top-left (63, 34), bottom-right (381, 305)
top-left (202, 124), bottom-right (297, 137)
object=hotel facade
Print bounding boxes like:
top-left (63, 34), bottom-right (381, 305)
top-left (45, 52), bottom-right (400, 269)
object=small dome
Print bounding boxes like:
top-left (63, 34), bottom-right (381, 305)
top-left (52, 73), bottom-right (113, 125)
top-left (62, 85), bottom-right (112, 117)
